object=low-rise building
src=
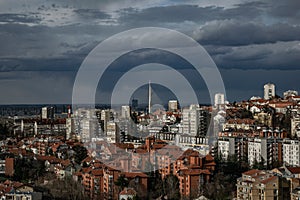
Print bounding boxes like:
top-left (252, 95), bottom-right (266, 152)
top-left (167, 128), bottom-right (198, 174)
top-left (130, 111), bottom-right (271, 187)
top-left (236, 169), bottom-right (290, 200)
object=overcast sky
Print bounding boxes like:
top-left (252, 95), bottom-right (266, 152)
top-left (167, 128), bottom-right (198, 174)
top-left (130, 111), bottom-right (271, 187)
top-left (0, 0), bottom-right (299, 104)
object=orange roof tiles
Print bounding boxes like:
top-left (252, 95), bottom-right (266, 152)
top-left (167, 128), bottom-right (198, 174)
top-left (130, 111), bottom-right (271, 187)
top-left (119, 188), bottom-right (136, 195)
top-left (261, 176), bottom-right (277, 184)
top-left (243, 169), bottom-right (261, 176)
top-left (288, 167), bottom-right (300, 174)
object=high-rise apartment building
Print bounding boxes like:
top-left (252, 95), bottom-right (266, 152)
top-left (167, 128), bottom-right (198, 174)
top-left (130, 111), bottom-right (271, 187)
top-left (214, 93), bottom-right (225, 107)
top-left (121, 105), bottom-right (131, 119)
top-left (283, 139), bottom-right (300, 167)
top-left (264, 83), bottom-right (275, 100)
top-left (248, 138), bottom-right (282, 167)
top-left (182, 105), bottom-right (208, 136)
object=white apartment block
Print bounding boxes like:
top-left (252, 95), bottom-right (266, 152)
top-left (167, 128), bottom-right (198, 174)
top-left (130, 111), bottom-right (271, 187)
top-left (218, 137), bottom-right (247, 162)
top-left (248, 138), bottom-right (268, 166)
top-left (66, 118), bottom-right (74, 140)
top-left (283, 139), bottom-right (300, 167)
top-left (106, 121), bottom-right (118, 143)
top-left (214, 93), bottom-right (225, 107)
top-left (182, 105), bottom-right (208, 136)
top-left (291, 116), bottom-right (300, 137)
top-left (41, 107), bottom-right (48, 119)
top-left (182, 105), bottom-right (199, 136)
top-left (121, 106), bottom-right (131, 119)
top-left (264, 83), bottom-right (275, 100)
top-left (248, 138), bottom-right (281, 167)
top-left (73, 108), bottom-right (100, 142)
top-left (218, 137), bottom-right (235, 161)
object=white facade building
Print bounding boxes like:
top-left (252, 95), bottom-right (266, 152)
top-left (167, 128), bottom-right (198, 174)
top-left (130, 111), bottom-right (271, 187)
top-left (264, 83), bottom-right (275, 100)
top-left (41, 107), bottom-right (48, 119)
top-left (73, 108), bottom-right (100, 142)
top-left (121, 106), bottom-right (131, 119)
top-left (106, 121), bottom-right (118, 143)
top-left (291, 116), bottom-right (300, 137)
top-left (66, 118), bottom-right (74, 140)
top-left (283, 139), bottom-right (300, 167)
top-left (214, 93), bottom-right (225, 107)
top-left (248, 138), bottom-right (267, 166)
top-left (182, 105), bottom-right (201, 136)
top-left (168, 100), bottom-right (178, 111)
top-left (218, 137), bottom-right (235, 161)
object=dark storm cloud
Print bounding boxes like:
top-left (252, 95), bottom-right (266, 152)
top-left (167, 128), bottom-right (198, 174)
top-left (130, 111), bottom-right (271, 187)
top-left (118, 3), bottom-right (262, 26)
top-left (194, 20), bottom-right (300, 46)
top-left (0, 57), bottom-right (82, 72)
top-left (0, 13), bottom-right (41, 24)
top-left (74, 9), bottom-right (111, 19)
top-left (0, 0), bottom-right (299, 103)
top-left (266, 0), bottom-right (300, 21)
top-left (211, 41), bottom-right (300, 70)
top-left (220, 69), bottom-right (300, 101)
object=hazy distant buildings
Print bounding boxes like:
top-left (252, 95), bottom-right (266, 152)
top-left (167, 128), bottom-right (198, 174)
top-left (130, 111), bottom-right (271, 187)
top-left (66, 118), bottom-right (74, 140)
top-left (131, 99), bottom-right (138, 111)
top-left (100, 109), bottom-right (113, 133)
top-left (264, 83), bottom-right (275, 100)
top-left (213, 110), bottom-right (225, 137)
top-left (41, 107), bottom-right (54, 119)
top-left (106, 121), bottom-right (119, 143)
top-left (73, 108), bottom-right (100, 142)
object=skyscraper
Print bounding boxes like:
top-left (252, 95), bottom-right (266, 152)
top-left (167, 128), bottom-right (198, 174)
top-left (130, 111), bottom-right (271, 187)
top-left (264, 83), bottom-right (275, 100)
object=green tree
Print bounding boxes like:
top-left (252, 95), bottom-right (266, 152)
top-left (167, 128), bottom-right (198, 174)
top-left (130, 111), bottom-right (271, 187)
top-left (72, 145), bottom-right (88, 164)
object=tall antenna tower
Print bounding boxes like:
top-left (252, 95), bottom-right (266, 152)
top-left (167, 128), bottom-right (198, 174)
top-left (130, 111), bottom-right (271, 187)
top-left (148, 81), bottom-right (151, 114)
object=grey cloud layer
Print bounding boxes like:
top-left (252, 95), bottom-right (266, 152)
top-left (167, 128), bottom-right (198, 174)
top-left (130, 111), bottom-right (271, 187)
top-left (0, 0), bottom-right (299, 103)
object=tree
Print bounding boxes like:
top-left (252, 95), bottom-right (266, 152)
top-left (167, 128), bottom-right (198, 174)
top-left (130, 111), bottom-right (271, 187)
top-left (163, 174), bottom-right (180, 200)
top-left (72, 145), bottom-right (88, 164)
top-left (14, 157), bottom-right (45, 182)
top-left (115, 175), bottom-right (129, 190)
top-left (38, 176), bottom-right (88, 200)
top-left (202, 172), bottom-right (234, 200)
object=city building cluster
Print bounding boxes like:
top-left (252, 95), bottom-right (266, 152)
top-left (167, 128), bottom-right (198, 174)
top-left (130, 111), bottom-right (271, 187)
top-left (0, 83), bottom-right (299, 199)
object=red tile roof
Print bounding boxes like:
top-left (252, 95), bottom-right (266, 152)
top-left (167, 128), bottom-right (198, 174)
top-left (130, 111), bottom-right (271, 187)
top-left (119, 188), bottom-right (136, 195)
top-left (243, 169), bottom-right (261, 176)
top-left (261, 176), bottom-right (277, 184)
top-left (288, 167), bottom-right (300, 174)
top-left (123, 172), bottom-right (148, 178)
